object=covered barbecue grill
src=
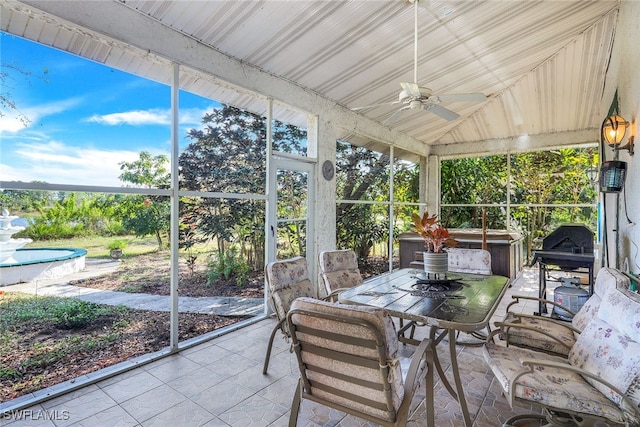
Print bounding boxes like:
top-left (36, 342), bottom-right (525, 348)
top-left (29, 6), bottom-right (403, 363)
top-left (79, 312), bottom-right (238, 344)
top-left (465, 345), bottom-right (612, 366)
top-left (530, 224), bottom-right (595, 316)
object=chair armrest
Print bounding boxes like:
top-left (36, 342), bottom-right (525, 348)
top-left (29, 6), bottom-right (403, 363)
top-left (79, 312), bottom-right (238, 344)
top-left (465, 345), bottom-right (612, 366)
top-left (403, 338), bottom-right (432, 394)
top-left (506, 295), bottom-right (578, 317)
top-left (324, 287), bottom-right (352, 302)
top-left (499, 313), bottom-right (581, 334)
top-left (399, 337), bottom-right (434, 426)
top-left (512, 358), bottom-right (640, 421)
top-left (493, 321), bottom-right (575, 352)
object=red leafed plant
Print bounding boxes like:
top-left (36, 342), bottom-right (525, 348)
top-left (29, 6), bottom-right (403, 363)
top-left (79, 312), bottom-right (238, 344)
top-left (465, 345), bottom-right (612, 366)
top-left (411, 211), bottom-right (458, 253)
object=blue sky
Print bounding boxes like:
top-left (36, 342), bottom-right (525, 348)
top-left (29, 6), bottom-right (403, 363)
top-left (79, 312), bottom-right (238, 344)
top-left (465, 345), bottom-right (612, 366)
top-left (0, 32), bottom-right (218, 187)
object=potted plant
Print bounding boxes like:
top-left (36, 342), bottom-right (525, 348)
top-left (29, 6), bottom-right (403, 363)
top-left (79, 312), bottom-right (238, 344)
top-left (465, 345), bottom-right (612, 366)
top-left (108, 239), bottom-right (127, 259)
top-left (411, 211), bottom-right (457, 275)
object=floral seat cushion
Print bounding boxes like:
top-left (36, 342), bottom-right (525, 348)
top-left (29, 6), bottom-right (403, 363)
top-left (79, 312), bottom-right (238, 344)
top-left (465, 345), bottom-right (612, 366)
top-left (572, 267), bottom-right (630, 331)
top-left (500, 312), bottom-right (576, 356)
top-left (569, 285), bottom-right (640, 417)
top-left (266, 256), bottom-right (316, 334)
top-left (500, 267), bottom-right (630, 357)
top-left (483, 342), bottom-right (627, 423)
top-left (319, 250), bottom-right (363, 296)
top-left (447, 248), bottom-right (492, 275)
top-left (485, 280), bottom-right (640, 425)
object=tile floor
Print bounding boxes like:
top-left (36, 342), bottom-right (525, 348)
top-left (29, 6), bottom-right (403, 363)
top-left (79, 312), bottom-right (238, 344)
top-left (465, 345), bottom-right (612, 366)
top-left (2, 268), bottom-right (557, 427)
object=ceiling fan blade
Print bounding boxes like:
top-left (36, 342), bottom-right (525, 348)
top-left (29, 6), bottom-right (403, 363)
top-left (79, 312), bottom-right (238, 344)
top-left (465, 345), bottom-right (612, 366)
top-left (351, 101), bottom-right (401, 111)
top-left (425, 104), bottom-right (460, 121)
top-left (384, 106), bottom-right (411, 124)
top-left (400, 82), bottom-right (422, 97)
top-left (435, 93), bottom-right (487, 103)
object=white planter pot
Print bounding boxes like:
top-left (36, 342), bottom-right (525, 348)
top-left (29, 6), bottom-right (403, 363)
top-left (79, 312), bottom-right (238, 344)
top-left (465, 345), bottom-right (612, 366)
top-left (423, 251), bottom-right (448, 276)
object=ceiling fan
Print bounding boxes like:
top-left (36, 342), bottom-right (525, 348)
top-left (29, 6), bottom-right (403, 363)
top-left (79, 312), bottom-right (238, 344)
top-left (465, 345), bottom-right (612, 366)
top-left (352, 0), bottom-right (486, 124)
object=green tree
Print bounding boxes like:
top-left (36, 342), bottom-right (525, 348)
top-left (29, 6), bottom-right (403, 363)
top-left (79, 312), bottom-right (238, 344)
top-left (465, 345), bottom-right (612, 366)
top-left (440, 155), bottom-right (507, 229)
top-left (22, 193), bottom-right (108, 239)
top-left (180, 104), bottom-right (303, 269)
top-left (116, 151), bottom-right (171, 250)
top-left (440, 148), bottom-right (598, 260)
top-left (335, 140), bottom-right (390, 259)
top-left (0, 184), bottom-right (54, 214)
top-left (118, 151), bottom-right (170, 189)
top-left (510, 148), bottom-right (597, 256)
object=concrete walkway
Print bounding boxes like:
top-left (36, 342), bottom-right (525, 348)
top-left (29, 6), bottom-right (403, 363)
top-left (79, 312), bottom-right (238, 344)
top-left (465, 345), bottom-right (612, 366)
top-left (1, 258), bottom-right (264, 317)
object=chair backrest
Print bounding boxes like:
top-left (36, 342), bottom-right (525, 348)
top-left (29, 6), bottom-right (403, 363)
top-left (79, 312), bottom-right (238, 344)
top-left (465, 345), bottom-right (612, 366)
top-left (568, 285), bottom-right (640, 420)
top-left (265, 256), bottom-right (316, 330)
top-left (318, 249), bottom-right (363, 296)
top-left (447, 248), bottom-right (492, 275)
top-left (572, 267), bottom-right (630, 331)
top-left (287, 297), bottom-right (404, 424)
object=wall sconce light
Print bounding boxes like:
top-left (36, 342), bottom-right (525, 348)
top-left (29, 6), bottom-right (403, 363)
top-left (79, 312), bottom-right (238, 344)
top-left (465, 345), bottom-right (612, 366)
top-left (601, 115), bottom-right (634, 155)
top-left (585, 165), bottom-right (598, 185)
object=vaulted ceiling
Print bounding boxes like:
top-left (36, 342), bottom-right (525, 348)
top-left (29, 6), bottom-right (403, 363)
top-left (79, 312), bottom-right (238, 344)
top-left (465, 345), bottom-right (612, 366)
top-left (1, 0), bottom-right (618, 158)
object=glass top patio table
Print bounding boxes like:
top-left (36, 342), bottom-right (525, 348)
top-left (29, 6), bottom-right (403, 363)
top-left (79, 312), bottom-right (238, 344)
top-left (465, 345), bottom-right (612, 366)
top-left (338, 268), bottom-right (510, 332)
top-left (338, 267), bottom-right (510, 427)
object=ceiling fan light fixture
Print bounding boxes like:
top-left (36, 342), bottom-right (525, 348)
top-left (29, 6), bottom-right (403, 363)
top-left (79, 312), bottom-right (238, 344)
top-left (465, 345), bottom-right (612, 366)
top-left (351, 0), bottom-right (486, 122)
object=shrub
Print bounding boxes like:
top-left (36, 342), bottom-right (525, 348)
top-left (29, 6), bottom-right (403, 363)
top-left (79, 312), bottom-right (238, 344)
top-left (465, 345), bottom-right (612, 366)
top-left (52, 299), bottom-right (103, 329)
top-left (108, 239), bottom-right (128, 250)
top-left (207, 247), bottom-right (250, 286)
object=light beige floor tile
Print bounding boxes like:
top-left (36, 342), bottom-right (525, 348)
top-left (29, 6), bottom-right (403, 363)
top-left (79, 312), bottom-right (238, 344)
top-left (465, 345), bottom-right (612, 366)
top-left (255, 376), bottom-right (299, 407)
top-left (119, 384), bottom-right (187, 423)
top-left (40, 388), bottom-right (117, 427)
top-left (218, 394), bottom-right (288, 427)
top-left (99, 370), bottom-right (164, 403)
top-left (144, 354), bottom-right (203, 383)
top-left (190, 379), bottom-right (255, 416)
top-left (165, 366), bottom-right (226, 398)
top-left (141, 399), bottom-right (216, 426)
top-left (182, 344), bottom-right (236, 367)
top-left (67, 404), bottom-right (139, 427)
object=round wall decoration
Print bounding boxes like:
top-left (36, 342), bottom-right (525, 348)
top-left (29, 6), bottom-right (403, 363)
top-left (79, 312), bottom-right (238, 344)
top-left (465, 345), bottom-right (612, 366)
top-left (322, 160), bottom-right (335, 180)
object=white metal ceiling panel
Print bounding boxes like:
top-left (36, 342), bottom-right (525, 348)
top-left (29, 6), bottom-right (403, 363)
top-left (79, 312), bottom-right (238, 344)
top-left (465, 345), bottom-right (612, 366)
top-left (1, 0), bottom-right (620, 154)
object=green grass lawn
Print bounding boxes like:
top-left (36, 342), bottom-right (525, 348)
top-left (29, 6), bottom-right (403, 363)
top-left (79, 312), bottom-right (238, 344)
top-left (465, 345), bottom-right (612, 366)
top-left (24, 234), bottom-right (215, 261)
top-left (25, 235), bottom-right (160, 258)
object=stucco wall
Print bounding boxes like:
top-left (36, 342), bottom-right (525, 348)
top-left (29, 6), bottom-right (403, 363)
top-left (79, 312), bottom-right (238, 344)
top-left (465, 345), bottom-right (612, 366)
top-left (602, 1), bottom-right (640, 273)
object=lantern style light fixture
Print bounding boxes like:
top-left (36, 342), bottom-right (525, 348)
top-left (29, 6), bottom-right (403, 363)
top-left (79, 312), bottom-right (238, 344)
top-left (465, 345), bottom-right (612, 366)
top-left (601, 115), bottom-right (634, 155)
top-left (585, 165), bottom-right (598, 185)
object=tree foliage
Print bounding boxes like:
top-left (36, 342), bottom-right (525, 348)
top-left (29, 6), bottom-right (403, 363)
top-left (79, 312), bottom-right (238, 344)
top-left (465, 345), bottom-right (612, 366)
top-left (180, 104), bottom-right (305, 269)
top-left (0, 183), bottom-right (56, 214)
top-left (116, 151), bottom-right (171, 249)
top-left (118, 151), bottom-right (170, 189)
top-left (441, 147), bottom-right (598, 259)
top-left (440, 156), bottom-right (507, 229)
top-left (335, 140), bottom-right (391, 259)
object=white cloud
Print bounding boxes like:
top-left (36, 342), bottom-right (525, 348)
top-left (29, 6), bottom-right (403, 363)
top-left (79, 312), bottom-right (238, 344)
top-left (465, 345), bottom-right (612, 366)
top-left (0, 98), bottom-right (82, 133)
top-left (179, 107), bottom-right (211, 126)
top-left (85, 107), bottom-right (211, 128)
top-left (1, 140), bottom-right (150, 187)
top-left (86, 109), bottom-right (170, 126)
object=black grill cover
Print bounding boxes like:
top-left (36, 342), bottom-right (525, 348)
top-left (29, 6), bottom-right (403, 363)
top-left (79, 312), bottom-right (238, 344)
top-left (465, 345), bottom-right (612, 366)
top-left (542, 224), bottom-right (594, 254)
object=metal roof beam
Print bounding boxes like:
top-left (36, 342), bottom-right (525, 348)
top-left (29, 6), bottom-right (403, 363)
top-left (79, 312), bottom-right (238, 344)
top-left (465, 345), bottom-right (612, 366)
top-left (431, 129), bottom-right (598, 158)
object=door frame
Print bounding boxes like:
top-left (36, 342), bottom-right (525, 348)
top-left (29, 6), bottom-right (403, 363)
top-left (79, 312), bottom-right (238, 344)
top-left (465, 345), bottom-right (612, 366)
top-left (266, 156), bottom-right (316, 277)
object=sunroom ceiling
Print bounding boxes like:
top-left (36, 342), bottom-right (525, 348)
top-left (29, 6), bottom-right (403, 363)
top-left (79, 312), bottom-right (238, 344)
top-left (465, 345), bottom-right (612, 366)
top-left (2, 0), bottom-right (618, 156)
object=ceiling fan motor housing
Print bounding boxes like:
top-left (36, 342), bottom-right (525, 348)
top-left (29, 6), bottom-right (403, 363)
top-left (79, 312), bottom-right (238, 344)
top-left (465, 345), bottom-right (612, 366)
top-left (399, 86), bottom-right (432, 103)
